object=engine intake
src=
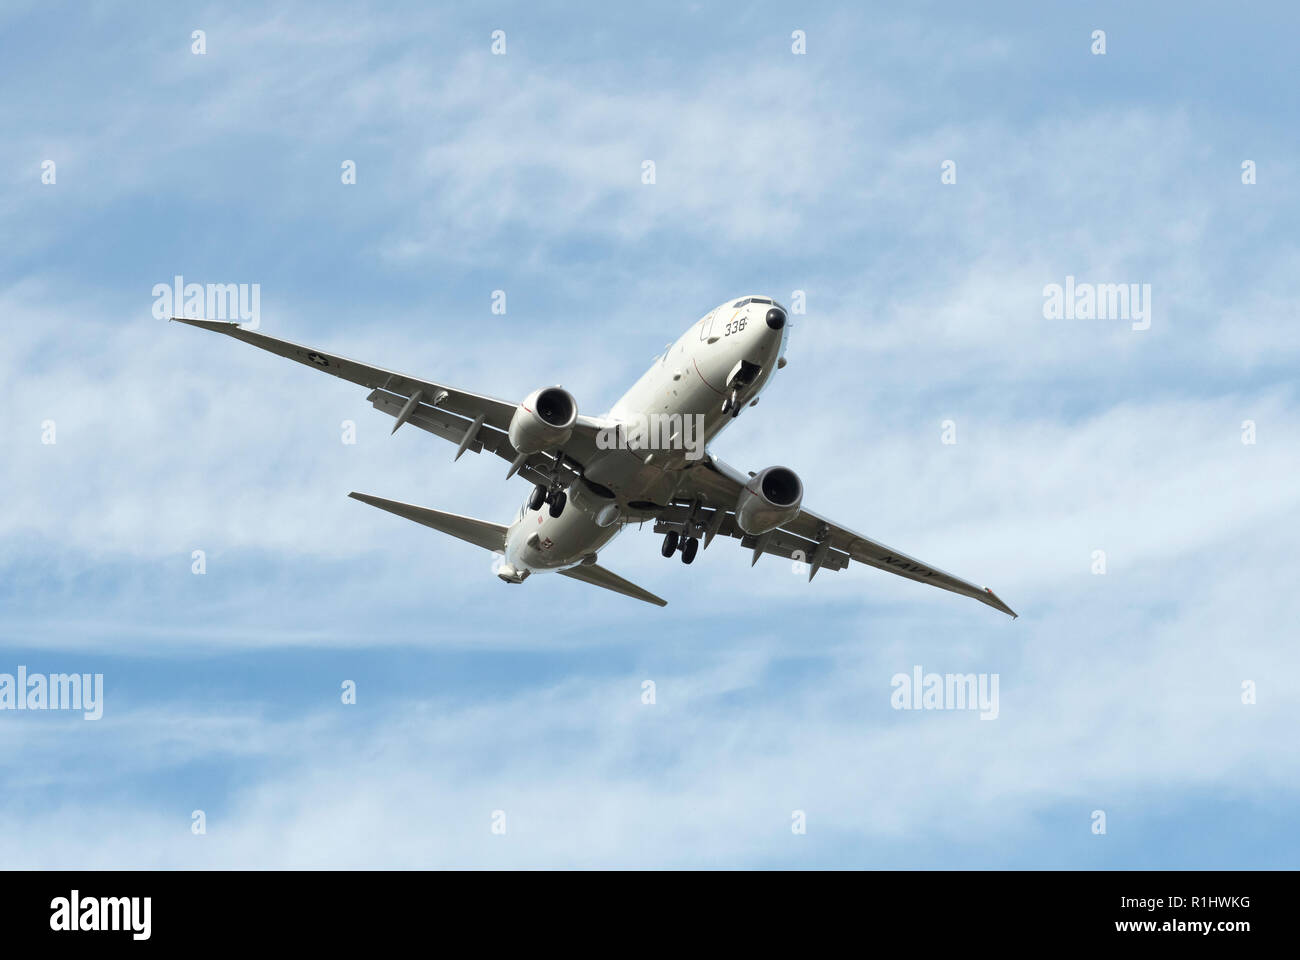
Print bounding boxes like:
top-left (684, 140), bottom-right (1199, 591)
top-left (509, 386), bottom-right (577, 454)
top-left (735, 466), bottom-right (803, 535)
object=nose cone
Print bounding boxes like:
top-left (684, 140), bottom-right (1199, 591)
top-left (765, 307), bottom-right (786, 330)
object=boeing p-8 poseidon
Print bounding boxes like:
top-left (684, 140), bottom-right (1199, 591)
top-left (175, 297), bottom-right (1016, 616)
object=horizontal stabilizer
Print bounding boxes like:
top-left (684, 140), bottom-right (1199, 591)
top-left (348, 492), bottom-right (507, 552)
top-left (558, 562), bottom-right (668, 607)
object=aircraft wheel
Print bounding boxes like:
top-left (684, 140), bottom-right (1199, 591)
top-left (661, 530), bottom-right (679, 557)
top-left (681, 537), bottom-right (699, 564)
top-left (548, 491), bottom-right (566, 518)
top-left (528, 485), bottom-right (547, 511)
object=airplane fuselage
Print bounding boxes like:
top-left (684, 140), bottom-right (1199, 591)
top-left (499, 295), bottom-right (790, 580)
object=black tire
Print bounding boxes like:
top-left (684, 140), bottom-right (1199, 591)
top-left (661, 530), bottom-right (679, 557)
top-left (548, 491), bottom-right (566, 518)
top-left (528, 485), bottom-right (547, 511)
top-left (681, 537), bottom-right (698, 564)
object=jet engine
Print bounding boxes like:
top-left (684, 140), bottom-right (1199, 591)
top-left (508, 386), bottom-right (577, 454)
top-left (735, 466), bottom-right (803, 535)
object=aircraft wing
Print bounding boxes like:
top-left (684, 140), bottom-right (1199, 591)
top-left (173, 318), bottom-right (603, 489)
top-left (665, 454), bottom-right (1018, 618)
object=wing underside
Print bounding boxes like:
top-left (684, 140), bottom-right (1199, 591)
top-left (172, 317), bottom-right (601, 491)
top-left (663, 456), bottom-right (1018, 618)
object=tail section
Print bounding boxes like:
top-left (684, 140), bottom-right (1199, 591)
top-left (347, 492), bottom-right (507, 551)
top-left (348, 491), bottom-right (666, 607)
top-left (558, 563), bottom-right (667, 607)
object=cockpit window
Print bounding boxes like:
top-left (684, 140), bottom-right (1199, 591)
top-left (732, 298), bottom-right (751, 308)
top-left (751, 298), bottom-right (773, 305)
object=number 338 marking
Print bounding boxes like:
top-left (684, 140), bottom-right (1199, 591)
top-left (724, 317), bottom-right (747, 335)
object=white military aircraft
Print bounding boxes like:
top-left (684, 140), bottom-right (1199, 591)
top-left (175, 297), bottom-right (1016, 616)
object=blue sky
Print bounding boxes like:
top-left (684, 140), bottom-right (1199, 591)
top-left (1, 1), bottom-right (1297, 867)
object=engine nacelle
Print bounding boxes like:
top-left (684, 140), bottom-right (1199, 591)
top-left (508, 386), bottom-right (577, 454)
top-left (735, 466), bottom-right (803, 535)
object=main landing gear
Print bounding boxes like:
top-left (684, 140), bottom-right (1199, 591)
top-left (681, 536), bottom-right (699, 563)
top-left (530, 483), bottom-right (567, 518)
top-left (661, 530), bottom-right (699, 564)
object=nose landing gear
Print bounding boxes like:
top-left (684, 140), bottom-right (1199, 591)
top-left (720, 361), bottom-right (762, 418)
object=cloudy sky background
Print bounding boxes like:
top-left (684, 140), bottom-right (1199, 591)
top-left (1, 1), bottom-right (1297, 866)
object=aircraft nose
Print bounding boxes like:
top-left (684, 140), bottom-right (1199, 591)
top-left (765, 307), bottom-right (786, 330)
